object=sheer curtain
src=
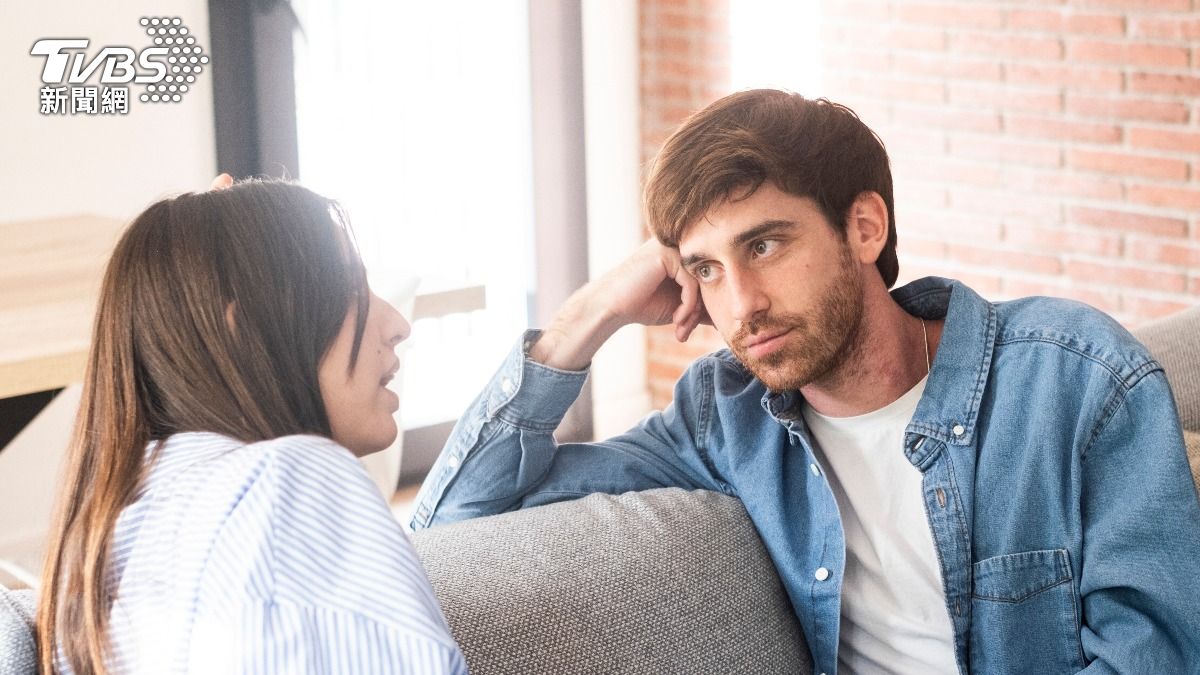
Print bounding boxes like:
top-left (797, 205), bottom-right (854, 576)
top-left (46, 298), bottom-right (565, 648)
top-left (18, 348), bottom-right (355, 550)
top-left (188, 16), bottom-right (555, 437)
top-left (292, 0), bottom-right (536, 428)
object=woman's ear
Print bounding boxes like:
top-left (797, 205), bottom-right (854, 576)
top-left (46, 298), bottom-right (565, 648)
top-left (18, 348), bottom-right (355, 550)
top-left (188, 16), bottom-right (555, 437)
top-left (225, 301), bottom-right (237, 335)
top-left (845, 191), bottom-right (889, 265)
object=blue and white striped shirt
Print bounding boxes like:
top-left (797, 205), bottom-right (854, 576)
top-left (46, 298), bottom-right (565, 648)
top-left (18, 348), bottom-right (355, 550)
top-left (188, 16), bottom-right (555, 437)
top-left (59, 432), bottom-right (466, 674)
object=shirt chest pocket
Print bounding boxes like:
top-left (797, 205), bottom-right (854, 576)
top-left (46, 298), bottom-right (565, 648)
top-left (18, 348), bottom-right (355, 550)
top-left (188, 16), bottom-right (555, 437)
top-left (969, 549), bottom-right (1086, 674)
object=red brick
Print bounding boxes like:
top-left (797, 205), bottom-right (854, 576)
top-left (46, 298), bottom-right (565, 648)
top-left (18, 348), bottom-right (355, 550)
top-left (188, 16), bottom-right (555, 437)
top-left (1128, 184), bottom-right (1200, 211)
top-left (1133, 18), bottom-right (1200, 40)
top-left (823, 48), bottom-right (892, 72)
top-left (950, 32), bottom-right (1064, 60)
top-left (947, 244), bottom-right (1064, 275)
top-left (1002, 280), bottom-right (1120, 313)
top-left (1074, 0), bottom-right (1190, 10)
top-left (1066, 95), bottom-right (1189, 123)
top-left (893, 105), bottom-right (1002, 133)
top-left (1004, 224), bottom-right (1122, 256)
top-left (891, 53), bottom-right (1003, 81)
top-left (1069, 206), bottom-right (1188, 237)
top-left (643, 81), bottom-right (693, 101)
top-left (1064, 14), bottom-right (1127, 35)
top-left (1067, 41), bottom-right (1189, 68)
top-left (878, 128), bottom-right (948, 157)
top-left (1006, 115), bottom-right (1122, 144)
top-left (893, 156), bottom-right (1004, 187)
top-left (899, 209), bottom-right (1005, 242)
top-left (1007, 9), bottom-right (1064, 32)
top-left (893, 179), bottom-right (950, 209)
top-left (938, 269), bottom-right (1004, 295)
top-left (1129, 72), bottom-right (1200, 97)
top-left (949, 135), bottom-right (1063, 167)
top-left (1127, 239), bottom-right (1200, 267)
top-left (1004, 167), bottom-right (1125, 200)
top-left (901, 236), bottom-right (949, 259)
top-left (1121, 296), bottom-right (1194, 322)
top-left (835, 77), bottom-right (947, 105)
top-left (1006, 64), bottom-right (1124, 91)
top-left (948, 83), bottom-right (1064, 114)
top-left (1066, 261), bottom-right (1187, 293)
top-left (897, 3), bottom-right (1005, 28)
top-left (948, 186), bottom-right (1064, 221)
top-left (1129, 127), bottom-right (1200, 154)
top-left (1191, 276), bottom-right (1200, 295)
top-left (1069, 149), bottom-right (1189, 181)
top-left (886, 26), bottom-right (948, 51)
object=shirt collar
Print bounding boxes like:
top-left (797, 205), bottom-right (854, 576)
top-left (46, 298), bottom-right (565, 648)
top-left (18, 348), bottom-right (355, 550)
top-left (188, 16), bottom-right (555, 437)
top-left (759, 276), bottom-right (997, 448)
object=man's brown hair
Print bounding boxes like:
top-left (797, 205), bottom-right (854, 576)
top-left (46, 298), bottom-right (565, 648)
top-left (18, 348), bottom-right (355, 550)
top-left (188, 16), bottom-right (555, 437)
top-left (644, 89), bottom-right (899, 287)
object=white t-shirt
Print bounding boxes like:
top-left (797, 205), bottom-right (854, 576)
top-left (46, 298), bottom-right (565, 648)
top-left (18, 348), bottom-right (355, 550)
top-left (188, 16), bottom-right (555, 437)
top-left (802, 376), bottom-right (958, 674)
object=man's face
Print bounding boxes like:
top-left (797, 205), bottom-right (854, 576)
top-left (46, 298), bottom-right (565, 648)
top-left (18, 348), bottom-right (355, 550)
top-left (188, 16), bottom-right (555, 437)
top-left (678, 184), bottom-right (865, 392)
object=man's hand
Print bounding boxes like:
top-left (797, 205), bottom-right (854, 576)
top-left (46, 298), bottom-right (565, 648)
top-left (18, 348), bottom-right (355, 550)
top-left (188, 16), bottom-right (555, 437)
top-left (209, 173), bottom-right (234, 190)
top-left (531, 238), bottom-right (708, 371)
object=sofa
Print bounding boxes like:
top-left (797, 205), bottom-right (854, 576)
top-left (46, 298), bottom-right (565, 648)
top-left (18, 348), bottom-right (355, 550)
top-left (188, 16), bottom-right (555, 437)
top-left (2, 307), bottom-right (1198, 674)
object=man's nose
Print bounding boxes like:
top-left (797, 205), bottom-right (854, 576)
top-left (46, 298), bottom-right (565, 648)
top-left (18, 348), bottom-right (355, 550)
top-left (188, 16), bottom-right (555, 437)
top-left (728, 267), bottom-right (769, 324)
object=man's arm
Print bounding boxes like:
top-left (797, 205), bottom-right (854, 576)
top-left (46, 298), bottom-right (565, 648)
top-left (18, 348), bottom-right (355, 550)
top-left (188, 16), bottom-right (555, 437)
top-left (1078, 368), bottom-right (1200, 671)
top-left (409, 240), bottom-right (724, 529)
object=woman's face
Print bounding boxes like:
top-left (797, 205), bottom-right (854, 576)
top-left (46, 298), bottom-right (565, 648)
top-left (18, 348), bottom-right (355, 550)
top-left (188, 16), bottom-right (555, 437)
top-left (318, 290), bottom-right (411, 456)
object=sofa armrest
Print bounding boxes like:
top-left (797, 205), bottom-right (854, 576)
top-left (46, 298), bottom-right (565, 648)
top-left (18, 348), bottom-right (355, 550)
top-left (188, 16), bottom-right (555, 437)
top-left (410, 488), bottom-right (811, 674)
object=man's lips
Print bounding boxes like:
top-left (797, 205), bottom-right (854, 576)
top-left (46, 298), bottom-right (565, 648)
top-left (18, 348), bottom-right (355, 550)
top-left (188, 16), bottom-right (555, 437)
top-left (740, 327), bottom-right (794, 357)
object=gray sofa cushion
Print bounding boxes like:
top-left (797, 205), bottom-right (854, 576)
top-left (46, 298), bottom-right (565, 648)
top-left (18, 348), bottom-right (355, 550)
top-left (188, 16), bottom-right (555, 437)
top-left (0, 586), bottom-right (36, 675)
top-left (411, 488), bottom-right (811, 674)
top-left (1136, 305), bottom-right (1200, 433)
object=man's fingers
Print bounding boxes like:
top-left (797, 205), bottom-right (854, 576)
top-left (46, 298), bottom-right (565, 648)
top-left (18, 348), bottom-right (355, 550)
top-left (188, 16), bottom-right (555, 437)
top-left (209, 173), bottom-right (234, 190)
top-left (671, 264), bottom-right (703, 341)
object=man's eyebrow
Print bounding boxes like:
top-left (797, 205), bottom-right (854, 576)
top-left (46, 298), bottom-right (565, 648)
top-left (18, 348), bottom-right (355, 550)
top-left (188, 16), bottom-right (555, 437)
top-left (732, 219), bottom-right (796, 248)
top-left (680, 220), bottom-right (797, 269)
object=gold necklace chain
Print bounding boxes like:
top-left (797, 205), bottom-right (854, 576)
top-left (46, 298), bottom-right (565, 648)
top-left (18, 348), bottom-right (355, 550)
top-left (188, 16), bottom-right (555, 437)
top-left (920, 318), bottom-right (931, 375)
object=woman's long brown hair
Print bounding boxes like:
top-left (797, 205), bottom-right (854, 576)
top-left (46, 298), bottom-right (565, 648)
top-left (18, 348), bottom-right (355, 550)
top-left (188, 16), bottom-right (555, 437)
top-left (35, 181), bottom-right (370, 674)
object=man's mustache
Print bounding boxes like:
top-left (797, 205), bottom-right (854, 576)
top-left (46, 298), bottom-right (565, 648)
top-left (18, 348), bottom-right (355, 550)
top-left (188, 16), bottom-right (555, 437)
top-left (732, 313), bottom-right (808, 351)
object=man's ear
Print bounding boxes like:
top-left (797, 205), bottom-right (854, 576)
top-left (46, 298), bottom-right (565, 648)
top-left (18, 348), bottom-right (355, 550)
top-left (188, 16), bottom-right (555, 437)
top-left (845, 191), bottom-right (889, 265)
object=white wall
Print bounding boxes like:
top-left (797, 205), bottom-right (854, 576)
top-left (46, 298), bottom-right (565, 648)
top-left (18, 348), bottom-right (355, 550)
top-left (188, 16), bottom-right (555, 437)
top-left (581, 0), bottom-right (653, 438)
top-left (0, 0), bottom-right (216, 582)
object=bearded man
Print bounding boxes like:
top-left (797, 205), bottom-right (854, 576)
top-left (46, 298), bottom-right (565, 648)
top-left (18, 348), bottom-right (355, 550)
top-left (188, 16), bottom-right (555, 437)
top-left (411, 89), bottom-right (1200, 674)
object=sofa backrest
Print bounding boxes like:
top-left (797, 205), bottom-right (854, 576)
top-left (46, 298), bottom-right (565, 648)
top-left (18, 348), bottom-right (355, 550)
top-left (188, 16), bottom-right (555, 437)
top-left (1132, 306), bottom-right (1200, 491)
top-left (410, 488), bottom-right (812, 674)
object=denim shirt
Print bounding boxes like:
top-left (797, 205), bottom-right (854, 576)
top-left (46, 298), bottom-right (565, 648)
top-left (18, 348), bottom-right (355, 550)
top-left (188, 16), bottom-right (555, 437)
top-left (412, 276), bottom-right (1200, 674)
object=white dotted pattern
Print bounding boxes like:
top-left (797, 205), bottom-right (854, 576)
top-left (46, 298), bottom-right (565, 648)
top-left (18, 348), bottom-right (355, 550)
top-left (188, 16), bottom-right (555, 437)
top-left (139, 17), bottom-right (208, 105)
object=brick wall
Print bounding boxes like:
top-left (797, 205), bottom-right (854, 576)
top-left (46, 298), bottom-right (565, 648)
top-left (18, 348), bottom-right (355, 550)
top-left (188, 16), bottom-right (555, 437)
top-left (640, 0), bottom-right (1200, 409)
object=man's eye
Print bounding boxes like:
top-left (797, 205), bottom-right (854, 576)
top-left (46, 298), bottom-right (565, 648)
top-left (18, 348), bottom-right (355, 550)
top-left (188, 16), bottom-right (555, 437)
top-left (695, 265), bottom-right (712, 280)
top-left (753, 240), bottom-right (778, 257)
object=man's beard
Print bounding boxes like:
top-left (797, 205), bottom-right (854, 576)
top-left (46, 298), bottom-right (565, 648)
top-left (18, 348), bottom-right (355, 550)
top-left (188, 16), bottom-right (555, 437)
top-left (729, 245), bottom-right (865, 392)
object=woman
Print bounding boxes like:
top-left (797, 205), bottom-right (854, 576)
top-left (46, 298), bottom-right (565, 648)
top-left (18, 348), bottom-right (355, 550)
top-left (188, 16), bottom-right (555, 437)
top-left (35, 180), bottom-right (466, 674)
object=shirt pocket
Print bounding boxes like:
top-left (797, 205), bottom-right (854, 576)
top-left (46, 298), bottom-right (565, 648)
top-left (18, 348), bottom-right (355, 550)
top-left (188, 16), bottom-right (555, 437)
top-left (969, 549), bottom-right (1086, 674)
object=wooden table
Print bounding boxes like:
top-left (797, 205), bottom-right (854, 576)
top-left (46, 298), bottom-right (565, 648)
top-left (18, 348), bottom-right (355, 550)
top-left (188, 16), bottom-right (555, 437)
top-left (0, 215), bottom-right (125, 401)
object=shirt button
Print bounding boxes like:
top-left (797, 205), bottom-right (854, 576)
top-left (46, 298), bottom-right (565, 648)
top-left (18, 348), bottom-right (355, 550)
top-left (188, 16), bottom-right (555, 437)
top-left (501, 377), bottom-right (515, 394)
top-left (814, 567), bottom-right (830, 581)
top-left (952, 424), bottom-right (965, 437)
top-left (447, 455), bottom-right (461, 469)
top-left (810, 463), bottom-right (820, 476)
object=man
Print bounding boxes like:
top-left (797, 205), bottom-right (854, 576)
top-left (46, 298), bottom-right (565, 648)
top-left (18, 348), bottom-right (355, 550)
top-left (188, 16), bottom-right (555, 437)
top-left (411, 90), bottom-right (1200, 673)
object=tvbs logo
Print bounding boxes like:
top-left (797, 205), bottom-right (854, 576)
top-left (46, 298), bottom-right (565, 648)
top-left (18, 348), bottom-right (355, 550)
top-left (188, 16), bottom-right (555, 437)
top-left (31, 17), bottom-right (207, 115)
